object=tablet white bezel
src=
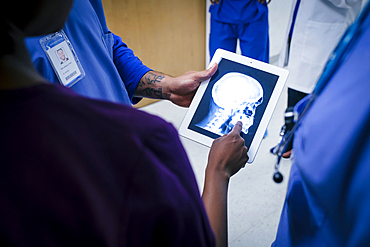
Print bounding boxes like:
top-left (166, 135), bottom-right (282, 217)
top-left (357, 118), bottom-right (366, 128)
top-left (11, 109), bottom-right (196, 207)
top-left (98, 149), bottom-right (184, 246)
top-left (179, 49), bottom-right (289, 163)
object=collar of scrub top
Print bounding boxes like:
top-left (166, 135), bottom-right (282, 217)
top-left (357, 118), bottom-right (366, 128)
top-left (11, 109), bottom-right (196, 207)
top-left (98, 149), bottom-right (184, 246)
top-left (273, 1), bottom-right (370, 183)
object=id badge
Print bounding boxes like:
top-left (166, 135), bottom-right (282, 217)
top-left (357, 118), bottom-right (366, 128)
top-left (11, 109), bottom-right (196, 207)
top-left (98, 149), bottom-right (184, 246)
top-left (39, 30), bottom-right (85, 87)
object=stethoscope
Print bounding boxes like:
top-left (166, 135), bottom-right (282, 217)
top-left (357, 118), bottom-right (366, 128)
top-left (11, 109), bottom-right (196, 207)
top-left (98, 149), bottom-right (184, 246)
top-left (272, 1), bottom-right (370, 183)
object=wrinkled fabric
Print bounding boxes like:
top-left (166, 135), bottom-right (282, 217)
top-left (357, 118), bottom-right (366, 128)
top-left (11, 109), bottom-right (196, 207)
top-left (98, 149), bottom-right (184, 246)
top-left (0, 83), bottom-right (215, 246)
top-left (273, 10), bottom-right (370, 247)
top-left (25, 0), bottom-right (151, 105)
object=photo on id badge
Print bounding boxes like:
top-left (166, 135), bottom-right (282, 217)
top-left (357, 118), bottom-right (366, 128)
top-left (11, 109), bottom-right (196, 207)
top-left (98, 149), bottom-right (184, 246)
top-left (56, 48), bottom-right (69, 65)
top-left (47, 41), bottom-right (80, 86)
top-left (40, 31), bottom-right (84, 87)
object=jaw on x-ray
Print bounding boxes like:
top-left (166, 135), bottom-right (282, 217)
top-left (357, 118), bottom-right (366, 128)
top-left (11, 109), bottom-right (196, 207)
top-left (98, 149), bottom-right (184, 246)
top-left (196, 72), bottom-right (263, 135)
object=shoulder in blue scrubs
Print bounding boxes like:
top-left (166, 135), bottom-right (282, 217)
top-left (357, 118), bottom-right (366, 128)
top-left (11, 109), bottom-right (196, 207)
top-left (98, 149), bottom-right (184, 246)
top-left (25, 0), bottom-right (151, 106)
top-left (273, 8), bottom-right (370, 246)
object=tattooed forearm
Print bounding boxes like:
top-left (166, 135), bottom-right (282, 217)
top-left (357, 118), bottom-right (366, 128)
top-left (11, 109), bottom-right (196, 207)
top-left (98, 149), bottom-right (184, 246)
top-left (144, 72), bottom-right (165, 85)
top-left (136, 72), bottom-right (165, 90)
top-left (137, 80), bottom-right (145, 89)
top-left (135, 71), bottom-right (170, 99)
top-left (141, 87), bottom-right (164, 99)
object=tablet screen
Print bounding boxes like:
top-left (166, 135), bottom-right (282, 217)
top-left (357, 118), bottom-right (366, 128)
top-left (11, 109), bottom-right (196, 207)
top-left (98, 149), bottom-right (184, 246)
top-left (187, 58), bottom-right (279, 148)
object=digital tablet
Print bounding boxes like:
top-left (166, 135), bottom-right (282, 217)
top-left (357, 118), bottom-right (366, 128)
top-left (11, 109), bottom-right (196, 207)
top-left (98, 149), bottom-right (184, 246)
top-left (179, 49), bottom-right (289, 164)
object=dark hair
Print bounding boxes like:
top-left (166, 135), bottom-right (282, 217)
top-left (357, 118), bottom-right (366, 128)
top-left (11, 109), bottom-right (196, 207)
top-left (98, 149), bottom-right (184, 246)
top-left (0, 18), bottom-right (15, 56)
top-left (0, 1), bottom-right (41, 56)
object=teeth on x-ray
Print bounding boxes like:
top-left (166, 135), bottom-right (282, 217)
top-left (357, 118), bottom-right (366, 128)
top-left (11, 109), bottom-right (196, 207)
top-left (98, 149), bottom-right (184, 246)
top-left (196, 72), bottom-right (263, 135)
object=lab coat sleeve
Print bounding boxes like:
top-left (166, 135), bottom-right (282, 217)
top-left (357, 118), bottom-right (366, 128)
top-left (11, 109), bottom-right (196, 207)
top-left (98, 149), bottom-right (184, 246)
top-left (112, 33), bottom-right (152, 101)
top-left (326, 0), bottom-right (362, 8)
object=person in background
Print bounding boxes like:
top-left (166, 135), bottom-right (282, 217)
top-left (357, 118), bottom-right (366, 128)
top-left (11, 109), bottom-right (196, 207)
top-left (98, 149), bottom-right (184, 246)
top-left (0, 0), bottom-right (249, 246)
top-left (273, 2), bottom-right (370, 245)
top-left (272, 0), bottom-right (363, 157)
top-left (209, 0), bottom-right (271, 139)
top-left (209, 0), bottom-right (271, 63)
top-left (25, 0), bottom-right (217, 108)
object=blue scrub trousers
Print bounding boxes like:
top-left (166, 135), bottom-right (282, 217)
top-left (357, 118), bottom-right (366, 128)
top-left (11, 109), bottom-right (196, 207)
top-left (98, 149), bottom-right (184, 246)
top-left (209, 14), bottom-right (269, 63)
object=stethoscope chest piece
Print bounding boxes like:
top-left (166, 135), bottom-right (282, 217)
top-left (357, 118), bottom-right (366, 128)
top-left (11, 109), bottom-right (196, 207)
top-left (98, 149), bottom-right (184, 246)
top-left (273, 171), bottom-right (283, 183)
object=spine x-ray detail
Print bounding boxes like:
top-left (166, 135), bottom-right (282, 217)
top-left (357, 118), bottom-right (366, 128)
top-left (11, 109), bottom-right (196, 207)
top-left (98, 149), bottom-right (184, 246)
top-left (196, 72), bottom-right (263, 135)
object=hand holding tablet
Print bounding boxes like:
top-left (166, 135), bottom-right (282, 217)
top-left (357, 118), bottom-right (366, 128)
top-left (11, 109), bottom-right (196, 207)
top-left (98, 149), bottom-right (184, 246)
top-left (179, 49), bottom-right (289, 163)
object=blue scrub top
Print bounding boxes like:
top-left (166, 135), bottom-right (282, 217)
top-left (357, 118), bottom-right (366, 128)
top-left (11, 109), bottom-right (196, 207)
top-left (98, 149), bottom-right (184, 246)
top-left (209, 0), bottom-right (267, 24)
top-left (25, 0), bottom-right (151, 106)
top-left (273, 10), bottom-right (370, 246)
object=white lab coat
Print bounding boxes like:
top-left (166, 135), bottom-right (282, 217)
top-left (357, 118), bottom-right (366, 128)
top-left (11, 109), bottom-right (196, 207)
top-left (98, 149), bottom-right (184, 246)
top-left (278, 0), bottom-right (362, 94)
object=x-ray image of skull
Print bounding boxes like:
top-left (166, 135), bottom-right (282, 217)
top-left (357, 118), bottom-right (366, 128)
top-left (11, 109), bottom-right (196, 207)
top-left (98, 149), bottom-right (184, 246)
top-left (196, 72), bottom-right (263, 135)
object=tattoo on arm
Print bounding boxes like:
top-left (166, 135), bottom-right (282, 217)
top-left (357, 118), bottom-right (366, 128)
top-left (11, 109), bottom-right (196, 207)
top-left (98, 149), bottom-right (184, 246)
top-left (137, 80), bottom-right (145, 89)
top-left (141, 88), bottom-right (164, 99)
top-left (145, 72), bottom-right (165, 85)
top-left (136, 72), bottom-right (169, 99)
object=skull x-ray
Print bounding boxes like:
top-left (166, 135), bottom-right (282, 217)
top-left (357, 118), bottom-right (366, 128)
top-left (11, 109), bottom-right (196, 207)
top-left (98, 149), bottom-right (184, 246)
top-left (195, 72), bottom-right (263, 135)
top-left (187, 58), bottom-right (279, 148)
